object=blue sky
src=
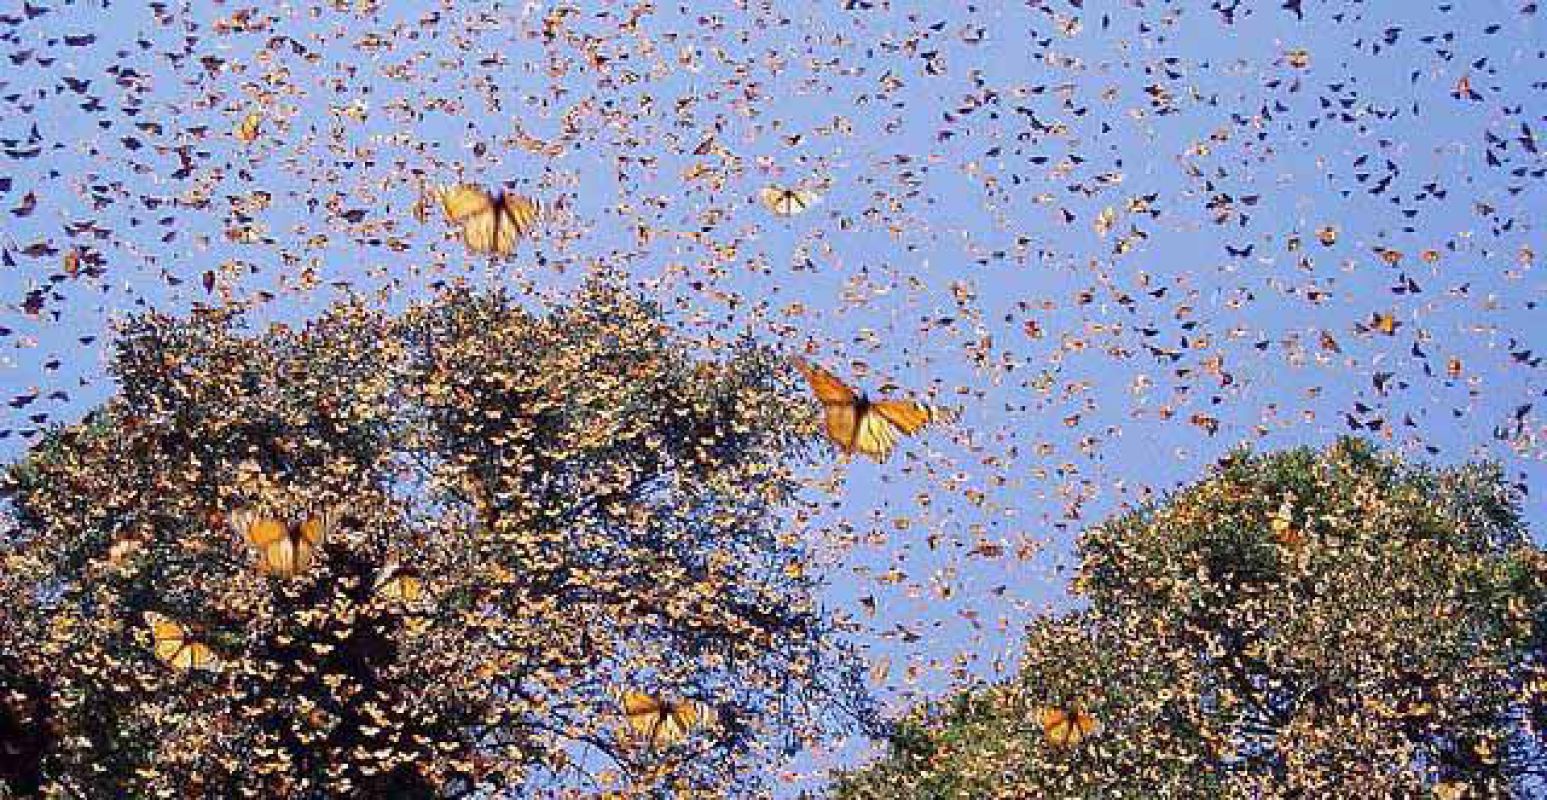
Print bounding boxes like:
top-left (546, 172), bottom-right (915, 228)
top-left (2, 0), bottom-right (1544, 790)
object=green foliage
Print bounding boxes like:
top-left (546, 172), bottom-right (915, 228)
top-left (835, 439), bottom-right (1547, 799)
top-left (0, 284), bottom-right (868, 798)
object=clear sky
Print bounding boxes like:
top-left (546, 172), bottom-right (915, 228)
top-left (1, 0), bottom-right (1543, 791)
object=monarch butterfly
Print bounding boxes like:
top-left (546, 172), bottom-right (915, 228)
top-left (794, 357), bottom-right (949, 462)
top-left (758, 185), bottom-right (821, 216)
top-left (1037, 704), bottom-right (1097, 748)
top-left (143, 612), bottom-right (220, 672)
top-left (234, 111), bottom-right (262, 143)
top-left (372, 560), bottom-right (425, 603)
top-left (438, 184), bottom-right (541, 256)
top-left (228, 509), bottom-right (332, 578)
top-left (617, 690), bottom-right (712, 748)
top-left (1434, 782), bottom-right (1468, 800)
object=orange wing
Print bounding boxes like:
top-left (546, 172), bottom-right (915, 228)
top-left (1038, 705), bottom-right (1097, 748)
top-left (144, 612), bottom-right (220, 672)
top-left (295, 512), bottom-right (332, 546)
top-left (795, 358), bottom-right (868, 453)
top-left (869, 400), bottom-right (937, 435)
top-left (852, 406), bottom-right (901, 461)
top-left (853, 400), bottom-right (945, 461)
top-left (793, 357), bottom-right (857, 405)
top-left (231, 511), bottom-right (330, 578)
top-left (821, 404), bottom-right (861, 456)
top-left (230, 511), bottom-right (288, 548)
top-left (498, 193), bottom-right (541, 239)
top-left (619, 690), bottom-right (668, 744)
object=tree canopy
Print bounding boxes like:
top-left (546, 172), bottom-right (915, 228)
top-left (0, 285), bottom-right (871, 798)
top-left (835, 440), bottom-right (1547, 799)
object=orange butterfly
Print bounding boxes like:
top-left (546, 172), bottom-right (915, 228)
top-left (617, 690), bottom-right (713, 748)
top-left (1037, 704), bottom-right (1098, 748)
top-left (372, 560), bottom-right (425, 603)
top-left (142, 612), bottom-right (220, 672)
top-left (228, 509), bottom-right (333, 578)
top-left (794, 357), bottom-right (948, 462)
top-left (234, 111), bottom-right (262, 144)
top-left (438, 184), bottom-right (541, 256)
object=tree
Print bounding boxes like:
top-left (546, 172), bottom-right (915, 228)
top-left (0, 283), bottom-right (871, 798)
top-left (835, 439), bottom-right (1547, 799)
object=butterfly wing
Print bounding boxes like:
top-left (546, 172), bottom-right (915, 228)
top-left (236, 513), bottom-right (288, 549)
top-left (234, 112), bottom-right (261, 143)
top-left (789, 188), bottom-right (820, 214)
top-left (823, 403), bottom-right (861, 455)
top-left (1072, 709), bottom-right (1097, 743)
top-left (654, 700), bottom-right (696, 747)
top-left (383, 573), bottom-right (424, 602)
top-left (870, 400), bottom-right (938, 435)
top-left (794, 358), bottom-right (864, 453)
top-left (485, 197), bottom-right (518, 256)
top-left (373, 561), bottom-right (424, 602)
top-left (173, 642), bottom-right (221, 672)
top-left (620, 691), bottom-right (667, 742)
top-left (296, 512), bottom-right (332, 547)
top-left (145, 612), bottom-right (217, 671)
top-left (856, 400), bottom-right (946, 461)
top-left (439, 185), bottom-right (502, 254)
top-left (852, 405), bottom-right (902, 461)
top-left (760, 186), bottom-right (818, 216)
top-left (254, 512), bottom-right (329, 578)
top-left (793, 357), bottom-right (857, 405)
top-left (1037, 706), bottom-right (1071, 746)
top-left (758, 186), bottom-right (789, 214)
top-left (499, 193), bottom-right (541, 243)
top-left (439, 184), bottom-right (495, 224)
top-left (144, 612), bottom-right (187, 664)
top-left (1038, 706), bottom-right (1094, 747)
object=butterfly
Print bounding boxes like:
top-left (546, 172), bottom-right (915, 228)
top-left (143, 612), bottom-right (220, 672)
top-left (794, 357), bottom-right (949, 462)
top-left (758, 185), bottom-right (821, 216)
top-left (1434, 782), bottom-right (1469, 800)
top-left (1037, 705), bottom-right (1098, 748)
top-left (438, 184), bottom-right (541, 256)
top-left (1368, 312), bottom-right (1400, 336)
top-left (234, 111), bottom-right (262, 144)
top-left (618, 690), bottom-right (713, 748)
top-left (228, 509), bottom-right (333, 579)
top-left (372, 560), bottom-right (425, 603)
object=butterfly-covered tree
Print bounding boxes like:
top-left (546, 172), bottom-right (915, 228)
top-left (834, 439), bottom-right (1547, 799)
top-left (0, 284), bottom-right (870, 798)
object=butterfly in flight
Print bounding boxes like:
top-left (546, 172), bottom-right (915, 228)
top-left (1037, 704), bottom-right (1098, 748)
top-left (617, 690), bottom-right (713, 749)
top-left (143, 612), bottom-right (220, 672)
top-left (758, 184), bottom-right (821, 216)
top-left (234, 111), bottom-right (262, 144)
top-left (438, 184), bottom-right (541, 256)
top-left (794, 357), bottom-right (950, 462)
top-left (228, 509), bottom-right (333, 579)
